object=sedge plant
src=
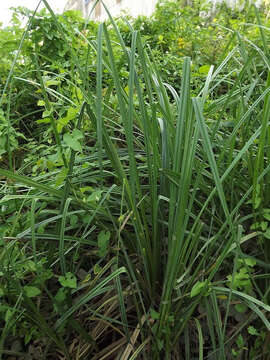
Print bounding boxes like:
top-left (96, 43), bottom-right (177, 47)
top-left (0, 1), bottom-right (270, 358)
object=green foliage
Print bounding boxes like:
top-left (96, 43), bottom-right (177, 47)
top-left (58, 272), bottom-right (77, 289)
top-left (1, 0), bottom-right (270, 359)
top-left (63, 129), bottom-right (84, 152)
top-left (24, 286), bottom-right (41, 298)
top-left (98, 230), bottom-right (110, 257)
top-left (190, 280), bottom-right (208, 298)
top-left (227, 258), bottom-right (256, 292)
top-left (0, 108), bottom-right (26, 158)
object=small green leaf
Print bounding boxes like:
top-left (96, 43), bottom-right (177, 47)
top-left (263, 229), bottom-right (270, 240)
top-left (24, 260), bottom-right (37, 272)
top-left (263, 213), bottom-right (270, 221)
top-left (59, 272), bottom-right (77, 289)
top-left (199, 64), bottom-right (211, 75)
top-left (73, 129), bottom-right (84, 140)
top-left (70, 214), bottom-right (78, 227)
top-left (190, 280), bottom-right (206, 298)
top-left (5, 308), bottom-right (12, 323)
top-left (250, 222), bottom-right (259, 230)
top-left (150, 308), bottom-right (160, 320)
top-left (87, 190), bottom-right (103, 203)
top-left (236, 334), bottom-right (244, 348)
top-left (57, 118), bottom-right (69, 133)
top-left (54, 288), bottom-right (68, 313)
top-left (98, 230), bottom-right (110, 257)
top-left (36, 118), bottom-right (51, 124)
top-left (244, 258), bottom-right (256, 267)
top-left (37, 100), bottom-right (45, 106)
top-left (45, 79), bottom-right (60, 87)
top-left (42, 109), bottom-right (52, 118)
top-left (24, 286), bottom-right (41, 298)
top-left (63, 133), bottom-right (82, 152)
top-left (55, 167), bottom-right (68, 187)
top-left (80, 186), bottom-right (93, 194)
top-left (94, 264), bottom-right (102, 275)
top-left (248, 326), bottom-right (259, 336)
top-left (55, 288), bottom-right (67, 303)
top-left (261, 222), bottom-right (268, 231)
top-left (34, 268), bottom-right (54, 285)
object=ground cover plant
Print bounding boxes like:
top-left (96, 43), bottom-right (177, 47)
top-left (1, 0), bottom-right (270, 358)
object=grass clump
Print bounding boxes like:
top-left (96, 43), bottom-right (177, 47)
top-left (0, 0), bottom-right (270, 359)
